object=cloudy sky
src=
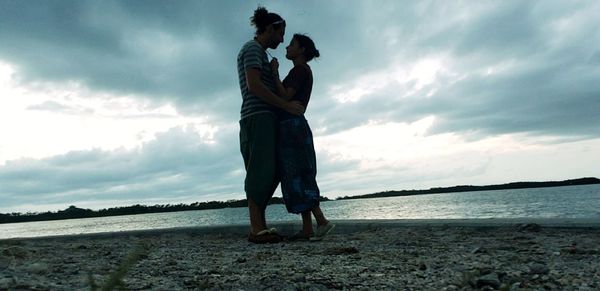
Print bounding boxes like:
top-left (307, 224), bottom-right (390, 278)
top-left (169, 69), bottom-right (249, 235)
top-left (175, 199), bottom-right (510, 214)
top-left (1, 0), bottom-right (599, 213)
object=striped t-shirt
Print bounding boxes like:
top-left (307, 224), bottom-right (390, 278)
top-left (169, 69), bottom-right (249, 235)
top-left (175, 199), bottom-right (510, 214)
top-left (237, 39), bottom-right (278, 120)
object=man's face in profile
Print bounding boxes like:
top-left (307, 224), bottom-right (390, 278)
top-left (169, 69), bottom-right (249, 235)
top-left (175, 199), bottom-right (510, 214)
top-left (269, 26), bottom-right (285, 49)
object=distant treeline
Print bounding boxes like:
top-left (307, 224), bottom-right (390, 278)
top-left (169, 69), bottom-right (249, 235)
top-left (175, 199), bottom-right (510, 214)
top-left (0, 197), bottom-right (330, 224)
top-left (336, 177), bottom-right (600, 200)
top-left (1, 177), bottom-right (598, 224)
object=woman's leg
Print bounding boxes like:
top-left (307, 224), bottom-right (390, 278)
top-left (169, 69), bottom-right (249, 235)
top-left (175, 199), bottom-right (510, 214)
top-left (312, 206), bottom-right (329, 226)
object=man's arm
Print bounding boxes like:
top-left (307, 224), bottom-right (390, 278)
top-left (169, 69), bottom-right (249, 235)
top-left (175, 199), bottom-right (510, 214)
top-left (246, 68), bottom-right (304, 115)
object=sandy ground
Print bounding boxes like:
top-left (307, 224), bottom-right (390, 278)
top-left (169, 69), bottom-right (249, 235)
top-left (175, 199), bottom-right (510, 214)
top-left (1, 220), bottom-right (599, 290)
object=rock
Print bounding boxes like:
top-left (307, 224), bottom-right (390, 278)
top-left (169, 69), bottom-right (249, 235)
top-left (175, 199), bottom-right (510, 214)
top-left (529, 263), bottom-right (549, 275)
top-left (519, 223), bottom-right (541, 232)
top-left (0, 277), bottom-right (15, 288)
top-left (26, 262), bottom-right (49, 274)
top-left (1, 247), bottom-right (28, 259)
top-left (291, 274), bottom-right (305, 282)
top-left (510, 282), bottom-right (522, 291)
top-left (477, 273), bottom-right (501, 289)
top-left (323, 247), bottom-right (359, 255)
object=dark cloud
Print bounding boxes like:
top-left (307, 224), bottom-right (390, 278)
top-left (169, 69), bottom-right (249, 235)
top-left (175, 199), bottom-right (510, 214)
top-left (304, 1), bottom-right (600, 139)
top-left (4, 1), bottom-right (597, 139)
top-left (0, 0), bottom-right (258, 109)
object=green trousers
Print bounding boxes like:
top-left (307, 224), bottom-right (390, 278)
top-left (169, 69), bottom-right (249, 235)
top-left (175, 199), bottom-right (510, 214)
top-left (239, 113), bottom-right (279, 210)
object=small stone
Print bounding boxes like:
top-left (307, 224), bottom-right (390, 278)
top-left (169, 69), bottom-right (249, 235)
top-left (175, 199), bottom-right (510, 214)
top-left (529, 263), bottom-right (549, 275)
top-left (0, 277), bottom-right (15, 288)
top-left (477, 273), bottom-right (501, 289)
top-left (26, 262), bottom-right (49, 274)
top-left (519, 223), bottom-right (541, 232)
top-left (1, 247), bottom-right (28, 259)
top-left (323, 247), bottom-right (359, 255)
top-left (76, 244), bottom-right (88, 250)
top-left (292, 274), bottom-right (305, 282)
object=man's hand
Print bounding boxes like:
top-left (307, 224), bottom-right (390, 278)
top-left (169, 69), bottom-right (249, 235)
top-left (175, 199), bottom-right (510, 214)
top-left (285, 101), bottom-right (305, 116)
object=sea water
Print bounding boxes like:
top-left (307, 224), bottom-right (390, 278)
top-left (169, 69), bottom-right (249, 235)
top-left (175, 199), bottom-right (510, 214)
top-left (1, 184), bottom-right (599, 239)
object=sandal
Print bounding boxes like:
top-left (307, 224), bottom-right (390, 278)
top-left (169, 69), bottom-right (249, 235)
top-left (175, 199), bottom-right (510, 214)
top-left (310, 222), bottom-right (335, 242)
top-left (248, 229), bottom-right (282, 244)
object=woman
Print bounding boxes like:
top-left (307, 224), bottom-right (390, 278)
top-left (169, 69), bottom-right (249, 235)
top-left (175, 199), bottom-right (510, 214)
top-left (271, 34), bottom-right (334, 241)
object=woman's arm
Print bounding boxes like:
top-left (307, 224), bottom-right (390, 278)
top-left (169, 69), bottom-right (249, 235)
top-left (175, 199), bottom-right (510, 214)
top-left (270, 58), bottom-right (296, 100)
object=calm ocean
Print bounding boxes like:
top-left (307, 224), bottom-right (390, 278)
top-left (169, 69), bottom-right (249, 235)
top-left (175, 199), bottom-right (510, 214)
top-left (1, 184), bottom-right (599, 239)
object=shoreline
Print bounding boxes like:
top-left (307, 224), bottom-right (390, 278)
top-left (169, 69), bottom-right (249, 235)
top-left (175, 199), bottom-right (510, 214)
top-left (2, 179), bottom-right (597, 225)
top-left (2, 218), bottom-right (600, 241)
top-left (1, 219), bottom-right (599, 290)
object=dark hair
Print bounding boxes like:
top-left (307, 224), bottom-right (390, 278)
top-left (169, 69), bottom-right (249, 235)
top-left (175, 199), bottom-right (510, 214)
top-left (293, 34), bottom-right (320, 62)
top-left (250, 7), bottom-right (285, 35)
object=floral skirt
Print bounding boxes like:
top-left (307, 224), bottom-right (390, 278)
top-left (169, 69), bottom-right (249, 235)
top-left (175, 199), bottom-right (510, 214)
top-left (278, 117), bottom-right (320, 214)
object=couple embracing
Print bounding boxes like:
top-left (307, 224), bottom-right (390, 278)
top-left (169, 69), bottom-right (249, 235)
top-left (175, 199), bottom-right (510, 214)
top-left (237, 7), bottom-right (334, 244)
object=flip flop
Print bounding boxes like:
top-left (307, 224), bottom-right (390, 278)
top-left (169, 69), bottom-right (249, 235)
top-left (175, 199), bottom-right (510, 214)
top-left (310, 223), bottom-right (335, 242)
top-left (248, 229), bottom-right (282, 244)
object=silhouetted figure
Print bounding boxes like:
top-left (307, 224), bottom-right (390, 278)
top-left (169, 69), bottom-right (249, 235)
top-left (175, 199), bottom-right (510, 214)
top-left (271, 34), bottom-right (334, 241)
top-left (237, 7), bottom-right (304, 244)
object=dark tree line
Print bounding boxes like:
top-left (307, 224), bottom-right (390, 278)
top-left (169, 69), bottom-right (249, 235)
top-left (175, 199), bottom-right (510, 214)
top-left (336, 177), bottom-right (600, 200)
top-left (0, 196), bottom-right (331, 224)
top-left (2, 177), bottom-right (597, 224)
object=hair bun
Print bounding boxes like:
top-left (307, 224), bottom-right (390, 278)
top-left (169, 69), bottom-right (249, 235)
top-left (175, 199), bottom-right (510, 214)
top-left (314, 49), bottom-right (320, 58)
top-left (251, 7), bottom-right (269, 28)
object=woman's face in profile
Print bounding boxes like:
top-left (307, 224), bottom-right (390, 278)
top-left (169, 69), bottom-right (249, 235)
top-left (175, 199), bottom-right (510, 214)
top-left (285, 39), bottom-right (303, 61)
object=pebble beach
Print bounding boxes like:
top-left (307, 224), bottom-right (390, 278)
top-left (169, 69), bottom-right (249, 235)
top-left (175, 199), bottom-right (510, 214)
top-left (1, 220), bottom-right (599, 290)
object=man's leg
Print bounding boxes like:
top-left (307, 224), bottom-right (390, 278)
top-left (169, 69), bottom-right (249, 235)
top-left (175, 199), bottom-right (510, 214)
top-left (301, 211), bottom-right (313, 236)
top-left (248, 198), bottom-right (266, 235)
top-left (240, 113), bottom-right (278, 235)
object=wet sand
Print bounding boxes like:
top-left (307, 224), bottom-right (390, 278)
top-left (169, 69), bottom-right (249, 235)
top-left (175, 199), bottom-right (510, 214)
top-left (1, 219), bottom-right (599, 290)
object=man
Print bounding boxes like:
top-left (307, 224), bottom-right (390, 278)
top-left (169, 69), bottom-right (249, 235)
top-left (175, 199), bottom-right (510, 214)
top-left (237, 7), bottom-right (304, 243)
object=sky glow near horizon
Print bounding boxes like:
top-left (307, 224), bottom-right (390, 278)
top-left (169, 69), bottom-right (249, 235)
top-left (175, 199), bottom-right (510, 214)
top-left (0, 0), bottom-right (599, 213)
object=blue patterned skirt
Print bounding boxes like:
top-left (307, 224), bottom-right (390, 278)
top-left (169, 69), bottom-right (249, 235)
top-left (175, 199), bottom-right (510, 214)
top-left (278, 117), bottom-right (320, 214)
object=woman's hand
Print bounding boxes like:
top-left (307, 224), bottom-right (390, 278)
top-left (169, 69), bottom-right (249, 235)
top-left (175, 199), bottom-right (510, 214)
top-left (270, 58), bottom-right (279, 76)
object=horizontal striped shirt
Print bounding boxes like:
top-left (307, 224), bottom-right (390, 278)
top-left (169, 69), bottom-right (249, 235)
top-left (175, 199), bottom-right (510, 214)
top-left (237, 40), bottom-right (278, 120)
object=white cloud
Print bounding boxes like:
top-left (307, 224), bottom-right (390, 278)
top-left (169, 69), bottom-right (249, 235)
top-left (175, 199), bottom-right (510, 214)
top-left (0, 62), bottom-right (218, 164)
